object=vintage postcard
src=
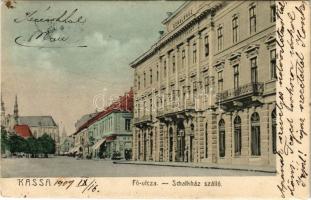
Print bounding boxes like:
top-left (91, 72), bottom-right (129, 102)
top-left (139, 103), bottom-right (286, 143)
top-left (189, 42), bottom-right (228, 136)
top-left (0, 0), bottom-right (310, 199)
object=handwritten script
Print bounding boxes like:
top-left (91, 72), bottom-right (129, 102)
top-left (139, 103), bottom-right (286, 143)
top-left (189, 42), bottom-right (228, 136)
top-left (18, 178), bottom-right (99, 194)
top-left (13, 6), bottom-right (87, 48)
top-left (276, 1), bottom-right (309, 198)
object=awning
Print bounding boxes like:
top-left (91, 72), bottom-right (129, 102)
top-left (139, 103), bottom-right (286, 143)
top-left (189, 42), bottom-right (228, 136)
top-left (69, 146), bottom-right (82, 153)
top-left (92, 138), bottom-right (106, 150)
top-left (68, 148), bottom-right (75, 153)
top-left (106, 135), bottom-right (116, 142)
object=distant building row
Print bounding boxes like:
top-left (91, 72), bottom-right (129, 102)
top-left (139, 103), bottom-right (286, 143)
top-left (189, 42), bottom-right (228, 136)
top-left (69, 89), bottom-right (133, 159)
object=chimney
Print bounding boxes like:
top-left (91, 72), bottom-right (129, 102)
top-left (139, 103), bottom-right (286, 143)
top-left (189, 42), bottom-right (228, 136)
top-left (159, 30), bottom-right (164, 38)
top-left (166, 12), bottom-right (173, 17)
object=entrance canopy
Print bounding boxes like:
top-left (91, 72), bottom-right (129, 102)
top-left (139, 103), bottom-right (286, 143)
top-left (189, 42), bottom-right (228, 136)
top-left (92, 138), bottom-right (106, 150)
top-left (69, 145), bottom-right (82, 153)
top-left (106, 135), bottom-right (116, 142)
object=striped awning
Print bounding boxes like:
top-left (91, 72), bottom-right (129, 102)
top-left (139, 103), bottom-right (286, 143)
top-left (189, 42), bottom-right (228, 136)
top-left (69, 146), bottom-right (82, 153)
top-left (92, 138), bottom-right (106, 150)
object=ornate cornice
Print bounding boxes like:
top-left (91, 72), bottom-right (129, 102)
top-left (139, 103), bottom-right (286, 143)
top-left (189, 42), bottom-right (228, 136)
top-left (228, 52), bottom-right (241, 65)
top-left (264, 34), bottom-right (276, 50)
top-left (213, 59), bottom-right (225, 72)
top-left (130, 2), bottom-right (224, 69)
top-left (244, 44), bottom-right (260, 58)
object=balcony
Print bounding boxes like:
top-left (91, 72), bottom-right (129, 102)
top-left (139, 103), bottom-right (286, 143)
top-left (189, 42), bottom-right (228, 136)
top-left (156, 99), bottom-right (196, 119)
top-left (156, 105), bottom-right (172, 117)
top-left (134, 115), bottom-right (152, 125)
top-left (216, 83), bottom-right (264, 110)
top-left (184, 99), bottom-right (195, 111)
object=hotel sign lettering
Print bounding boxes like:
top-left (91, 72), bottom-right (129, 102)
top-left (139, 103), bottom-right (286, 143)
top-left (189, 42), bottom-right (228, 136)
top-left (172, 10), bottom-right (193, 29)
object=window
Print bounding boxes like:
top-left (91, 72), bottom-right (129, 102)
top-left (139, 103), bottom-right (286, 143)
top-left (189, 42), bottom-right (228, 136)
top-left (143, 72), bottom-right (146, 87)
top-left (193, 43), bottom-right (197, 63)
top-left (181, 49), bottom-right (186, 68)
top-left (234, 116), bottom-right (242, 156)
top-left (271, 4), bottom-right (276, 22)
top-left (217, 26), bottom-right (223, 51)
top-left (163, 60), bottom-right (167, 77)
top-left (138, 75), bottom-right (140, 90)
top-left (150, 69), bottom-right (152, 84)
top-left (172, 55), bottom-right (176, 73)
top-left (218, 71), bottom-right (223, 92)
top-left (156, 65), bottom-right (159, 81)
top-left (149, 98), bottom-right (152, 115)
top-left (193, 84), bottom-right (197, 101)
top-left (219, 119), bottom-right (225, 157)
top-left (205, 122), bottom-right (208, 158)
top-left (204, 76), bottom-right (209, 94)
top-left (125, 119), bottom-right (131, 131)
top-left (204, 35), bottom-right (209, 57)
top-left (156, 99), bottom-right (159, 111)
top-left (270, 49), bottom-right (277, 79)
top-left (249, 5), bottom-right (256, 34)
top-left (272, 109), bottom-right (277, 154)
top-left (172, 88), bottom-right (176, 102)
top-left (251, 112), bottom-right (261, 156)
top-left (233, 64), bottom-right (239, 89)
top-left (251, 57), bottom-right (258, 83)
top-left (232, 15), bottom-right (239, 43)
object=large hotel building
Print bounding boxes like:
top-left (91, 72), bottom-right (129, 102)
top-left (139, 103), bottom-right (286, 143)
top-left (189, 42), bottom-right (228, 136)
top-left (130, 1), bottom-right (276, 168)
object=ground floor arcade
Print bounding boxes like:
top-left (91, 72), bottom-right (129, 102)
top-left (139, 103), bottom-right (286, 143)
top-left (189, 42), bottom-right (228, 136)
top-left (132, 102), bottom-right (276, 168)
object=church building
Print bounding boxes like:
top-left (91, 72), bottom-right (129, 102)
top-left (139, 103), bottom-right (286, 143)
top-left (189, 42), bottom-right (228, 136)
top-left (1, 95), bottom-right (60, 153)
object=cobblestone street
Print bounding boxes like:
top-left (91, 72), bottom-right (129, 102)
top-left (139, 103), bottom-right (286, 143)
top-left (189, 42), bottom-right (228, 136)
top-left (1, 156), bottom-right (274, 177)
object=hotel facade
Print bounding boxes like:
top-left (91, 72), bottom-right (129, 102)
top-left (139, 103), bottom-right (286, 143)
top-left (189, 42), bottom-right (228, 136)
top-left (130, 1), bottom-right (276, 168)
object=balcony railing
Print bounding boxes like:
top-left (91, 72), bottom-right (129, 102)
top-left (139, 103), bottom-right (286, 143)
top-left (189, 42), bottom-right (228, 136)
top-left (216, 82), bottom-right (264, 102)
top-left (156, 99), bottom-right (196, 118)
top-left (134, 115), bottom-right (152, 124)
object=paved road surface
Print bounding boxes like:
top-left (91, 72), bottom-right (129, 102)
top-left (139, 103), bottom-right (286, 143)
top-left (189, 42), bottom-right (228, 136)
top-left (1, 156), bottom-right (273, 177)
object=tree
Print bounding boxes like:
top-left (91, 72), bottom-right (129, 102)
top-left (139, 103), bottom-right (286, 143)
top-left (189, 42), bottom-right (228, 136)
top-left (26, 136), bottom-right (42, 157)
top-left (8, 134), bottom-right (27, 154)
top-left (1, 127), bottom-right (9, 154)
top-left (38, 133), bottom-right (55, 157)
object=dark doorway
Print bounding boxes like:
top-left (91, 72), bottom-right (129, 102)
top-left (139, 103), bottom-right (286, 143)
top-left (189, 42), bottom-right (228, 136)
top-left (190, 123), bottom-right (195, 162)
top-left (143, 131), bottom-right (147, 161)
top-left (149, 131), bottom-right (153, 161)
top-left (99, 142), bottom-right (106, 159)
top-left (169, 127), bottom-right (173, 162)
top-left (137, 134), bottom-right (141, 160)
top-left (176, 121), bottom-right (185, 162)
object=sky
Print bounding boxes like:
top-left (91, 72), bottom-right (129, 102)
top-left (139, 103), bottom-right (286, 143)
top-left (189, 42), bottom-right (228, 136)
top-left (1, 1), bottom-right (183, 135)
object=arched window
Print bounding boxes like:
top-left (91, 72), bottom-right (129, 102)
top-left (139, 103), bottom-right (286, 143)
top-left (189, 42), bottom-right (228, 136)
top-left (234, 116), bottom-right (242, 156)
top-left (251, 112), bottom-right (261, 156)
top-left (219, 119), bottom-right (225, 157)
top-left (205, 122), bottom-right (208, 158)
top-left (272, 109), bottom-right (277, 154)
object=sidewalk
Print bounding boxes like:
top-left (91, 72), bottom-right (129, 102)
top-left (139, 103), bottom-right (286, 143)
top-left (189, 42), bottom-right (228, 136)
top-left (113, 160), bottom-right (276, 173)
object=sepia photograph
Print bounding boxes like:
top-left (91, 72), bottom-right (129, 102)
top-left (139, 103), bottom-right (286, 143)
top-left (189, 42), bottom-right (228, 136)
top-left (0, 0), bottom-right (310, 199)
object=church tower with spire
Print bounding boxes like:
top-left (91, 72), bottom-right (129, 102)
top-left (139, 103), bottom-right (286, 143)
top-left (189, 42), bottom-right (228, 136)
top-left (13, 95), bottom-right (19, 125)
